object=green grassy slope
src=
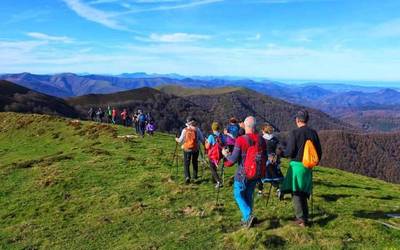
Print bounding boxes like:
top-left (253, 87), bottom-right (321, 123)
top-left (0, 113), bottom-right (399, 250)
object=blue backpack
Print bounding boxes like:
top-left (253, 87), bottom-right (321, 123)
top-left (139, 114), bottom-right (146, 123)
top-left (227, 124), bottom-right (239, 138)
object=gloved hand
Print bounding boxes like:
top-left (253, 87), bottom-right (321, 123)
top-left (222, 147), bottom-right (230, 157)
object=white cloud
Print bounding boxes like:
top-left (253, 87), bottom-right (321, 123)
top-left (136, 33), bottom-right (211, 42)
top-left (63, 0), bottom-right (223, 30)
top-left (371, 18), bottom-right (400, 38)
top-left (2, 37), bottom-right (400, 81)
top-left (246, 33), bottom-right (261, 41)
top-left (63, 0), bottom-right (126, 30)
top-left (26, 32), bottom-right (74, 43)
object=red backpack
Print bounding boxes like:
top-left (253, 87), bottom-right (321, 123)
top-left (207, 134), bottom-right (223, 165)
top-left (243, 135), bottom-right (266, 180)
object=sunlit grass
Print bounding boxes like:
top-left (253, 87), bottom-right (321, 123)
top-left (0, 113), bottom-right (399, 249)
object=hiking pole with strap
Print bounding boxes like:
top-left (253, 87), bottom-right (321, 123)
top-left (199, 148), bottom-right (206, 179)
top-left (215, 162), bottom-right (224, 207)
top-left (172, 131), bottom-right (181, 181)
top-left (265, 183), bottom-right (273, 208)
top-left (220, 160), bottom-right (225, 186)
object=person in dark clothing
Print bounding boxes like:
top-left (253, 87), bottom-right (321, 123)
top-left (132, 112), bottom-right (139, 133)
top-left (88, 107), bottom-right (95, 121)
top-left (176, 117), bottom-right (205, 184)
top-left (281, 110), bottom-right (322, 227)
top-left (258, 123), bottom-right (282, 195)
top-left (237, 120), bottom-right (246, 137)
top-left (138, 110), bottom-right (147, 137)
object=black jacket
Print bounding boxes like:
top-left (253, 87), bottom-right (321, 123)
top-left (284, 126), bottom-right (322, 162)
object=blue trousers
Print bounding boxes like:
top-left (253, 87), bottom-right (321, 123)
top-left (234, 180), bottom-right (257, 222)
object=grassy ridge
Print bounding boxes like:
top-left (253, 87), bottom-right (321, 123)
top-left (0, 113), bottom-right (400, 249)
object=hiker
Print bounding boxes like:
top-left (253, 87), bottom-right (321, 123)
top-left (238, 120), bottom-right (246, 137)
top-left (146, 120), bottom-right (156, 136)
top-left (175, 117), bottom-right (205, 184)
top-left (121, 109), bottom-right (128, 127)
top-left (138, 110), bottom-right (147, 137)
top-left (88, 107), bottom-right (95, 121)
top-left (133, 112), bottom-right (139, 134)
top-left (222, 116), bottom-right (267, 228)
top-left (106, 105), bottom-right (112, 123)
top-left (146, 112), bottom-right (153, 123)
top-left (224, 117), bottom-right (240, 152)
top-left (205, 122), bottom-right (226, 188)
top-left (96, 108), bottom-right (104, 123)
top-left (258, 124), bottom-right (284, 195)
top-left (112, 108), bottom-right (117, 124)
top-left (280, 110), bottom-right (322, 227)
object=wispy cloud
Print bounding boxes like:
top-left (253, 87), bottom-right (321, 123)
top-left (370, 18), bottom-right (400, 38)
top-left (5, 10), bottom-right (50, 25)
top-left (136, 33), bottom-right (211, 42)
top-left (26, 32), bottom-right (74, 43)
top-left (63, 0), bottom-right (222, 30)
top-left (246, 33), bottom-right (261, 41)
top-left (2, 37), bottom-right (400, 81)
top-left (250, 0), bottom-right (336, 3)
top-left (63, 0), bottom-right (126, 30)
top-left (117, 0), bottom-right (223, 15)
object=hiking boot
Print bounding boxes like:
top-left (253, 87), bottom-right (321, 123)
top-left (215, 182), bottom-right (223, 189)
top-left (294, 218), bottom-right (306, 228)
top-left (257, 190), bottom-right (263, 197)
top-left (185, 178), bottom-right (191, 185)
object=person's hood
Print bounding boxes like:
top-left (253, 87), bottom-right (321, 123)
top-left (186, 124), bottom-right (197, 129)
top-left (263, 133), bottom-right (274, 140)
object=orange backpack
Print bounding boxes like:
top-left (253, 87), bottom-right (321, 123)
top-left (183, 128), bottom-right (197, 151)
top-left (302, 140), bottom-right (319, 169)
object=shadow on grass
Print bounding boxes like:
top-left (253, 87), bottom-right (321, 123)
top-left (320, 194), bottom-right (353, 202)
top-left (263, 235), bottom-right (286, 249)
top-left (365, 195), bottom-right (398, 201)
top-left (353, 210), bottom-right (400, 220)
top-left (314, 180), bottom-right (379, 191)
top-left (311, 212), bottom-right (338, 227)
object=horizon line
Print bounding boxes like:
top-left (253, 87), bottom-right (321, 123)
top-left (1, 71), bottom-right (400, 86)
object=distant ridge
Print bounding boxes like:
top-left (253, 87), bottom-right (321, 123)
top-left (69, 85), bottom-right (355, 132)
top-left (156, 85), bottom-right (246, 97)
top-left (0, 80), bottom-right (78, 118)
top-left (1, 72), bottom-right (400, 131)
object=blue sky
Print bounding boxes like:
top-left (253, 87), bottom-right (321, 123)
top-left (1, 0), bottom-right (400, 81)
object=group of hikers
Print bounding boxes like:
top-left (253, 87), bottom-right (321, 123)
top-left (87, 107), bottom-right (156, 137)
top-left (175, 110), bottom-right (322, 229)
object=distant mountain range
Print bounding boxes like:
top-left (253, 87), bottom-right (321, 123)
top-left (1, 72), bottom-right (400, 131)
top-left (2, 80), bottom-right (400, 183)
top-left (69, 85), bottom-right (353, 133)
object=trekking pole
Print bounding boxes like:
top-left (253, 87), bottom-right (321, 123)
top-left (172, 131), bottom-right (180, 181)
top-left (265, 183), bottom-right (273, 208)
top-left (175, 152), bottom-right (180, 181)
top-left (215, 162), bottom-right (224, 207)
top-left (311, 170), bottom-right (314, 224)
top-left (172, 142), bottom-right (178, 164)
top-left (199, 148), bottom-right (205, 179)
top-left (220, 161), bottom-right (225, 186)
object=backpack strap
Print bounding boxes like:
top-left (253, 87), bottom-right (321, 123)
top-left (243, 135), bottom-right (254, 147)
